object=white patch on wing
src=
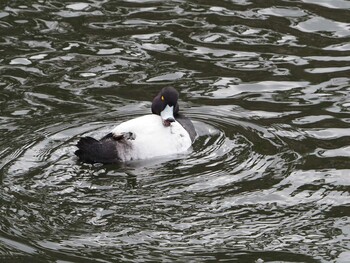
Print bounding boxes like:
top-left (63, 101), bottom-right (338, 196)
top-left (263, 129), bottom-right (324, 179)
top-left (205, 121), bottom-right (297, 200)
top-left (111, 114), bottom-right (192, 161)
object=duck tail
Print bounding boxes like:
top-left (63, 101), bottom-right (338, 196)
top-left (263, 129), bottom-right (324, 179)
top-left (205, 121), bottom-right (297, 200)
top-left (74, 134), bottom-right (119, 164)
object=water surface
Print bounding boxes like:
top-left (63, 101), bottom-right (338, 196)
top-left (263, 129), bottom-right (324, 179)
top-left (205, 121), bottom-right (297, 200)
top-left (1, 0), bottom-right (350, 262)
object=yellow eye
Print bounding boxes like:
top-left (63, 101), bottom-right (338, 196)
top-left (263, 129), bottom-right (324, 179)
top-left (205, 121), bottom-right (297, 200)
top-left (161, 96), bottom-right (165, 101)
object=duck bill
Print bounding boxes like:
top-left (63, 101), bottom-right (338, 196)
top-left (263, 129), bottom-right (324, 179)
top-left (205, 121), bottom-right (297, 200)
top-left (161, 105), bottom-right (175, 127)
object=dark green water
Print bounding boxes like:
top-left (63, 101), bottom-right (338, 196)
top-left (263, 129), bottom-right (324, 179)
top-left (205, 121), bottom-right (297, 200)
top-left (1, 0), bottom-right (350, 262)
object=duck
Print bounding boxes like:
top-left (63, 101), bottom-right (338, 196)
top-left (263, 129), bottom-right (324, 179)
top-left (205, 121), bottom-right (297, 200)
top-left (75, 87), bottom-right (196, 163)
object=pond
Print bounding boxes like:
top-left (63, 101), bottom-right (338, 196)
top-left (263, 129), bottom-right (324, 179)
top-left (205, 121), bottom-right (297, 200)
top-left (0, 0), bottom-right (350, 262)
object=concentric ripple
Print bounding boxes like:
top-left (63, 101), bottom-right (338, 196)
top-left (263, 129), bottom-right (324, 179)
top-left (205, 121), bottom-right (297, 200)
top-left (1, 0), bottom-right (350, 262)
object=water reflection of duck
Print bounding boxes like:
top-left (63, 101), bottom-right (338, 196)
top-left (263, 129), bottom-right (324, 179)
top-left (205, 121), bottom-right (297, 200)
top-left (75, 87), bottom-right (196, 164)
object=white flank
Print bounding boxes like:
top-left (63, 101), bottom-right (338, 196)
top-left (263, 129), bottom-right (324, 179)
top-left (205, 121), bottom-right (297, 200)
top-left (111, 114), bottom-right (192, 161)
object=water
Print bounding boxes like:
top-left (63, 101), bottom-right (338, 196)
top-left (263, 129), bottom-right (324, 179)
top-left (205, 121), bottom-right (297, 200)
top-left (1, 0), bottom-right (350, 262)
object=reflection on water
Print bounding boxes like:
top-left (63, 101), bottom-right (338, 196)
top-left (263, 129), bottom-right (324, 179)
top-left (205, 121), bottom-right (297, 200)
top-left (0, 0), bottom-right (349, 262)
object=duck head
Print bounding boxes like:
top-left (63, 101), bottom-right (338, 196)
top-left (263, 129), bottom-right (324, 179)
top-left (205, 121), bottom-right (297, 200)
top-left (151, 87), bottom-right (179, 127)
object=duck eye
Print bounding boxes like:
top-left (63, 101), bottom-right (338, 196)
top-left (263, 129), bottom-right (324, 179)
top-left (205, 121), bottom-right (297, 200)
top-left (161, 96), bottom-right (165, 101)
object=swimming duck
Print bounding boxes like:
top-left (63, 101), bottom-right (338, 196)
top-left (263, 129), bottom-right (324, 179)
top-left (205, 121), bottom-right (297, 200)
top-left (75, 87), bottom-right (196, 163)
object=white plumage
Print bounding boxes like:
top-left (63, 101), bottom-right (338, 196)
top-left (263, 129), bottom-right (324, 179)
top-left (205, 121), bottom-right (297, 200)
top-left (111, 114), bottom-right (192, 161)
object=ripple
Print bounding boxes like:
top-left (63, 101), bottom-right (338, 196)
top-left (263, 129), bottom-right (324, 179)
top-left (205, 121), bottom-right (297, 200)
top-left (302, 0), bottom-right (350, 9)
top-left (210, 80), bottom-right (309, 98)
top-left (304, 128), bottom-right (350, 140)
top-left (293, 17), bottom-right (350, 37)
top-left (9, 58), bottom-right (32, 65)
top-left (258, 7), bottom-right (307, 17)
top-left (1, 0), bottom-right (350, 262)
top-left (66, 3), bottom-right (90, 11)
top-left (316, 146), bottom-right (350, 158)
top-left (292, 115), bottom-right (334, 125)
